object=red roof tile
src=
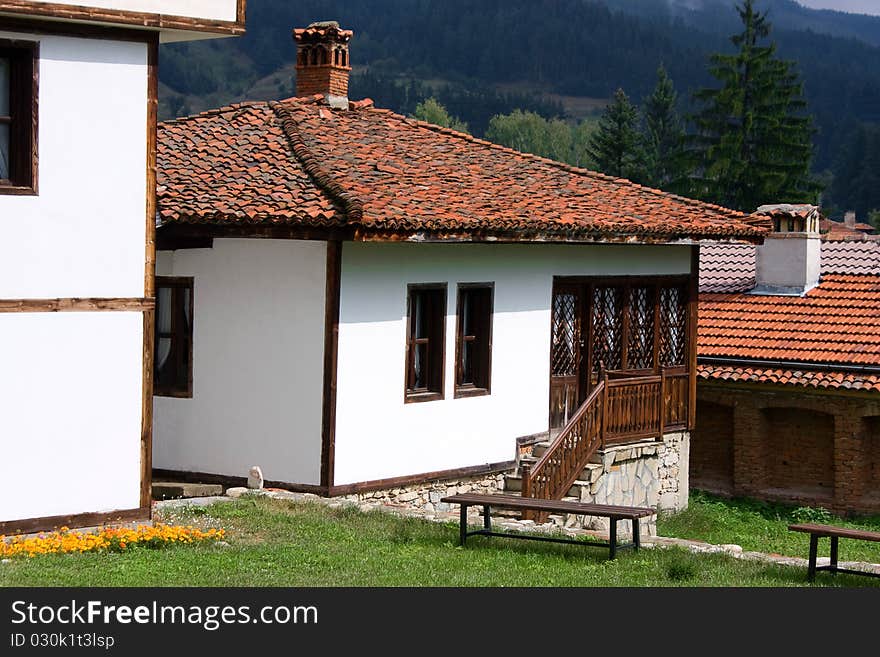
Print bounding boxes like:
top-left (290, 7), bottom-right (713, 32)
top-left (699, 274), bottom-right (880, 368)
top-left (157, 103), bottom-right (344, 228)
top-left (698, 364), bottom-right (880, 392)
top-left (157, 96), bottom-right (767, 243)
top-left (699, 239), bottom-right (880, 293)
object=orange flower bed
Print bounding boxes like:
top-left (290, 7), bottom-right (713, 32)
top-left (0, 524), bottom-right (225, 558)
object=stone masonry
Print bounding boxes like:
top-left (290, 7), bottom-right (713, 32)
top-left (338, 472), bottom-right (507, 514)
top-left (552, 432), bottom-right (689, 538)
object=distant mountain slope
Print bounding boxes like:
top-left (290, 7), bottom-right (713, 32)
top-left (606, 0), bottom-right (880, 47)
top-left (158, 0), bottom-right (880, 177)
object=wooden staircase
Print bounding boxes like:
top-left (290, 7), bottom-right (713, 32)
top-left (516, 369), bottom-right (688, 522)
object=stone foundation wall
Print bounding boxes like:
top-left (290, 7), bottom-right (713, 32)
top-left (338, 471), bottom-right (508, 513)
top-left (558, 431), bottom-right (689, 537)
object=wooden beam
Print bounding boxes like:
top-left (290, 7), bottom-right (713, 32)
top-left (151, 469), bottom-right (328, 497)
top-left (320, 241), bottom-right (342, 489)
top-left (139, 34), bottom-right (158, 511)
top-left (688, 244), bottom-right (700, 430)
top-left (0, 507), bottom-right (148, 536)
top-left (0, 297), bottom-right (154, 312)
top-left (0, 2), bottom-right (247, 36)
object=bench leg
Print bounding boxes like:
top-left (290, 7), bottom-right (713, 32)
top-left (633, 517), bottom-right (641, 551)
top-left (483, 505), bottom-right (491, 531)
top-left (830, 536), bottom-right (839, 575)
top-left (459, 505), bottom-right (468, 547)
top-left (609, 519), bottom-right (617, 560)
top-left (807, 534), bottom-right (819, 582)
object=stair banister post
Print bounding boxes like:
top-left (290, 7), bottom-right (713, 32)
top-left (659, 366), bottom-right (667, 439)
top-left (520, 463), bottom-right (533, 521)
top-left (601, 373), bottom-right (609, 449)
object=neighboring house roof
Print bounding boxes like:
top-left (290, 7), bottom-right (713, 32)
top-left (698, 242), bottom-right (757, 293)
top-left (820, 217), bottom-right (877, 240)
top-left (699, 239), bottom-right (880, 294)
top-left (699, 268), bottom-right (880, 391)
top-left (822, 240), bottom-right (880, 275)
top-left (696, 366), bottom-right (880, 393)
top-left (157, 95), bottom-right (767, 243)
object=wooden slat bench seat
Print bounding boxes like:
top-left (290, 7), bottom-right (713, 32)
top-left (789, 523), bottom-right (880, 582)
top-left (441, 493), bottom-right (655, 560)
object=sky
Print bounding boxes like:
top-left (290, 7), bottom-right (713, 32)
top-left (798, 1), bottom-right (880, 15)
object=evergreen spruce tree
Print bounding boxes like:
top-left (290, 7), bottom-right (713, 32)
top-left (587, 88), bottom-right (646, 182)
top-left (643, 66), bottom-right (686, 190)
top-left (687, 0), bottom-right (819, 211)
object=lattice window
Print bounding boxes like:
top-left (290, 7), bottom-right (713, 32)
top-left (551, 292), bottom-right (578, 377)
top-left (660, 285), bottom-right (688, 366)
top-left (626, 286), bottom-right (655, 369)
top-left (591, 285), bottom-right (622, 371)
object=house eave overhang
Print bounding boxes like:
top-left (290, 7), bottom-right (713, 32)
top-left (156, 218), bottom-right (766, 248)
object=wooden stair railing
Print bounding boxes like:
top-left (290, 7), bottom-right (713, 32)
top-left (520, 369), bottom-right (686, 522)
top-left (521, 380), bottom-right (605, 522)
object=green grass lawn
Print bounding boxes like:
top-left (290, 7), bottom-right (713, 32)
top-left (1, 495), bottom-right (877, 587)
top-left (658, 490), bottom-right (880, 564)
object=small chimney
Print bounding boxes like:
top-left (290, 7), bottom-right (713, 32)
top-left (845, 210), bottom-right (856, 227)
top-left (293, 21), bottom-right (353, 108)
top-left (753, 204), bottom-right (821, 296)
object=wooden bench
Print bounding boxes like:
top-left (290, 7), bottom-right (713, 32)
top-left (789, 523), bottom-right (880, 582)
top-left (440, 493), bottom-right (655, 560)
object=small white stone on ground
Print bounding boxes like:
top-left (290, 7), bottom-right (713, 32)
top-left (247, 466), bottom-right (264, 490)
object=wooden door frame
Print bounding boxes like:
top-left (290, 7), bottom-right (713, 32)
top-left (549, 274), bottom-right (692, 432)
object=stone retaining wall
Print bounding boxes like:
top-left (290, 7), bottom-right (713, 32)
top-left (558, 431), bottom-right (689, 537)
top-left (338, 472), bottom-right (508, 513)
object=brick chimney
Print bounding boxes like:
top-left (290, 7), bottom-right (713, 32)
top-left (845, 210), bottom-right (856, 227)
top-left (293, 21), bottom-right (353, 108)
top-left (753, 204), bottom-right (821, 296)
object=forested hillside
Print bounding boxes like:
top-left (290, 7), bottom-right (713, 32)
top-left (158, 0), bottom-right (880, 218)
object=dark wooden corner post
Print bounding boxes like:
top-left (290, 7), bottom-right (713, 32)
top-left (687, 244), bottom-right (700, 431)
top-left (140, 33), bottom-right (159, 512)
top-left (320, 240), bottom-right (342, 493)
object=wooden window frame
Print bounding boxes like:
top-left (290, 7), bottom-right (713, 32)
top-left (455, 283), bottom-right (494, 399)
top-left (404, 283), bottom-right (447, 404)
top-left (0, 39), bottom-right (38, 195)
top-left (154, 276), bottom-right (194, 398)
top-left (553, 274), bottom-right (692, 380)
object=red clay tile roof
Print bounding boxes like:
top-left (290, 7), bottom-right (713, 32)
top-left (820, 217), bottom-right (877, 240)
top-left (699, 242), bottom-right (757, 293)
top-left (822, 240), bottom-right (880, 276)
top-left (699, 239), bottom-right (880, 293)
top-left (699, 274), bottom-right (880, 368)
top-left (157, 103), bottom-right (344, 228)
top-left (157, 96), bottom-right (767, 243)
top-left (697, 364), bottom-right (880, 392)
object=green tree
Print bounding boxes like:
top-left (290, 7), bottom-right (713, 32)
top-left (485, 110), bottom-right (573, 163)
top-left (412, 97), bottom-right (469, 133)
top-left (587, 88), bottom-right (646, 181)
top-left (687, 0), bottom-right (819, 211)
top-left (642, 66), bottom-right (686, 190)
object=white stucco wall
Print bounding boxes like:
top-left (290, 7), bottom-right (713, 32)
top-left (0, 313), bottom-right (144, 522)
top-left (334, 242), bottom-right (692, 485)
top-left (24, 0), bottom-right (238, 22)
top-left (153, 239), bottom-right (327, 485)
top-left (0, 33), bottom-right (148, 299)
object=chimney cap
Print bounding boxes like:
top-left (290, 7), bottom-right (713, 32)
top-left (293, 21), bottom-right (353, 42)
top-left (755, 203), bottom-right (818, 219)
